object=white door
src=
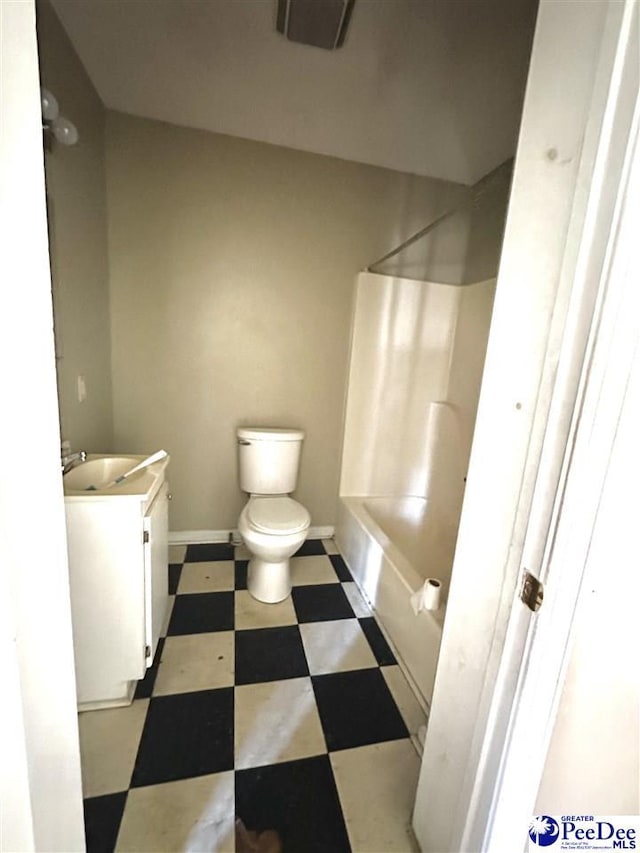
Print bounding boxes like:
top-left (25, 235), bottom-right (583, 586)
top-left (413, 1), bottom-right (640, 850)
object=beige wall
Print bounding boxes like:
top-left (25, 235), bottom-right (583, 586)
top-left (105, 112), bottom-right (463, 531)
top-left (377, 159), bottom-right (513, 286)
top-left (36, 0), bottom-right (113, 453)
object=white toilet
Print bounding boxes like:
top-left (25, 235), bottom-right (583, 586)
top-left (237, 427), bottom-right (311, 603)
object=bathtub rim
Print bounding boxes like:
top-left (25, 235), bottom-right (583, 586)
top-left (336, 495), bottom-right (446, 711)
top-left (341, 495), bottom-right (446, 629)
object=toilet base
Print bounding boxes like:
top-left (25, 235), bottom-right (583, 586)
top-left (247, 557), bottom-right (291, 604)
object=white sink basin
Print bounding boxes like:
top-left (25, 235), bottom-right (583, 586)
top-left (64, 456), bottom-right (142, 491)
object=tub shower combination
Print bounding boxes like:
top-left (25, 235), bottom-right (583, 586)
top-left (336, 272), bottom-right (496, 707)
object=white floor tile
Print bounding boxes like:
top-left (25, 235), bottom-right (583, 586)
top-left (160, 596), bottom-right (174, 638)
top-left (153, 632), bottom-right (234, 696)
top-left (235, 677), bottom-right (326, 770)
top-left (234, 589), bottom-right (297, 630)
top-left (177, 561), bottom-right (234, 593)
top-left (116, 771), bottom-right (235, 852)
top-left (341, 581), bottom-right (371, 617)
top-left (381, 666), bottom-right (428, 739)
top-left (299, 619), bottom-right (377, 675)
top-left (290, 554), bottom-right (339, 586)
top-left (168, 544), bottom-right (186, 563)
top-left (321, 538), bottom-right (339, 554)
top-left (330, 740), bottom-right (421, 853)
top-left (78, 700), bottom-right (149, 798)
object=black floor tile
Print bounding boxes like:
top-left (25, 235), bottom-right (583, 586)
top-left (292, 584), bottom-right (355, 623)
top-left (83, 791), bottom-right (127, 853)
top-left (312, 668), bottom-right (408, 751)
top-left (358, 617), bottom-right (397, 666)
top-left (131, 688), bottom-right (234, 787)
top-left (235, 559), bottom-right (248, 590)
top-left (185, 542), bottom-right (234, 562)
top-left (134, 637), bottom-right (165, 700)
top-left (294, 539), bottom-right (326, 557)
top-left (168, 563), bottom-right (182, 595)
top-left (235, 626), bottom-right (309, 685)
top-left (329, 554), bottom-right (352, 582)
top-left (236, 755), bottom-right (351, 853)
top-left (167, 591), bottom-right (234, 634)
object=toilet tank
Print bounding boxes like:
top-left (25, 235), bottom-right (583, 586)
top-left (237, 427), bottom-right (305, 494)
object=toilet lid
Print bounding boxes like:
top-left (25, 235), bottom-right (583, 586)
top-left (247, 497), bottom-right (310, 534)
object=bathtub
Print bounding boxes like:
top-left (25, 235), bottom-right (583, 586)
top-left (336, 495), bottom-right (458, 707)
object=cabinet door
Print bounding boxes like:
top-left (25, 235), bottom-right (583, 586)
top-left (143, 482), bottom-right (169, 667)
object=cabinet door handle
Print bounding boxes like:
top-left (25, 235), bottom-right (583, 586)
top-left (167, 493), bottom-right (172, 501)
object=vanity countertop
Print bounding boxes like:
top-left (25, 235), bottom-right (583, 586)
top-left (63, 453), bottom-right (170, 504)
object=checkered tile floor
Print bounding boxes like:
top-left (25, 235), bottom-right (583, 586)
top-left (79, 539), bottom-right (426, 852)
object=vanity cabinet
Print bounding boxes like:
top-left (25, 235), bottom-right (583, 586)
top-left (64, 460), bottom-right (170, 710)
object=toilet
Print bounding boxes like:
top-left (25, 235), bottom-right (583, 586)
top-left (237, 427), bottom-right (310, 603)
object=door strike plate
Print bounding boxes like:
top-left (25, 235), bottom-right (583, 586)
top-left (520, 570), bottom-right (544, 612)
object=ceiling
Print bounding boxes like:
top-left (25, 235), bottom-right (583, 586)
top-left (50, 0), bottom-right (538, 185)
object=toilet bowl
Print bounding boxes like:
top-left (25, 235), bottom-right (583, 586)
top-left (238, 496), bottom-right (310, 603)
top-left (236, 427), bottom-right (310, 603)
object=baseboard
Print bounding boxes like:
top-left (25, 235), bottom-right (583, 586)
top-left (169, 530), bottom-right (235, 545)
top-left (169, 525), bottom-right (335, 545)
top-left (308, 525), bottom-right (335, 540)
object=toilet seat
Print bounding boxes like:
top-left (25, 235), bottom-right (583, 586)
top-left (246, 497), bottom-right (310, 535)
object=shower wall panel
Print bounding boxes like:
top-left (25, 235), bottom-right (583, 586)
top-left (340, 272), bottom-right (495, 504)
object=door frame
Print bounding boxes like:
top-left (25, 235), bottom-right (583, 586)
top-left (1, 1), bottom-right (85, 849)
top-left (414, 1), bottom-right (640, 850)
top-left (467, 0), bottom-right (640, 845)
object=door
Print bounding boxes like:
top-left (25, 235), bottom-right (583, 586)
top-left (413, 1), bottom-right (640, 849)
top-left (475, 8), bottom-right (640, 841)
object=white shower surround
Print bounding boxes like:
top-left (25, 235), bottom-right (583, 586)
top-left (336, 273), bottom-right (495, 706)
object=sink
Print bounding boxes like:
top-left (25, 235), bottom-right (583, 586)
top-left (64, 452), bottom-right (170, 709)
top-left (63, 456), bottom-right (142, 491)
